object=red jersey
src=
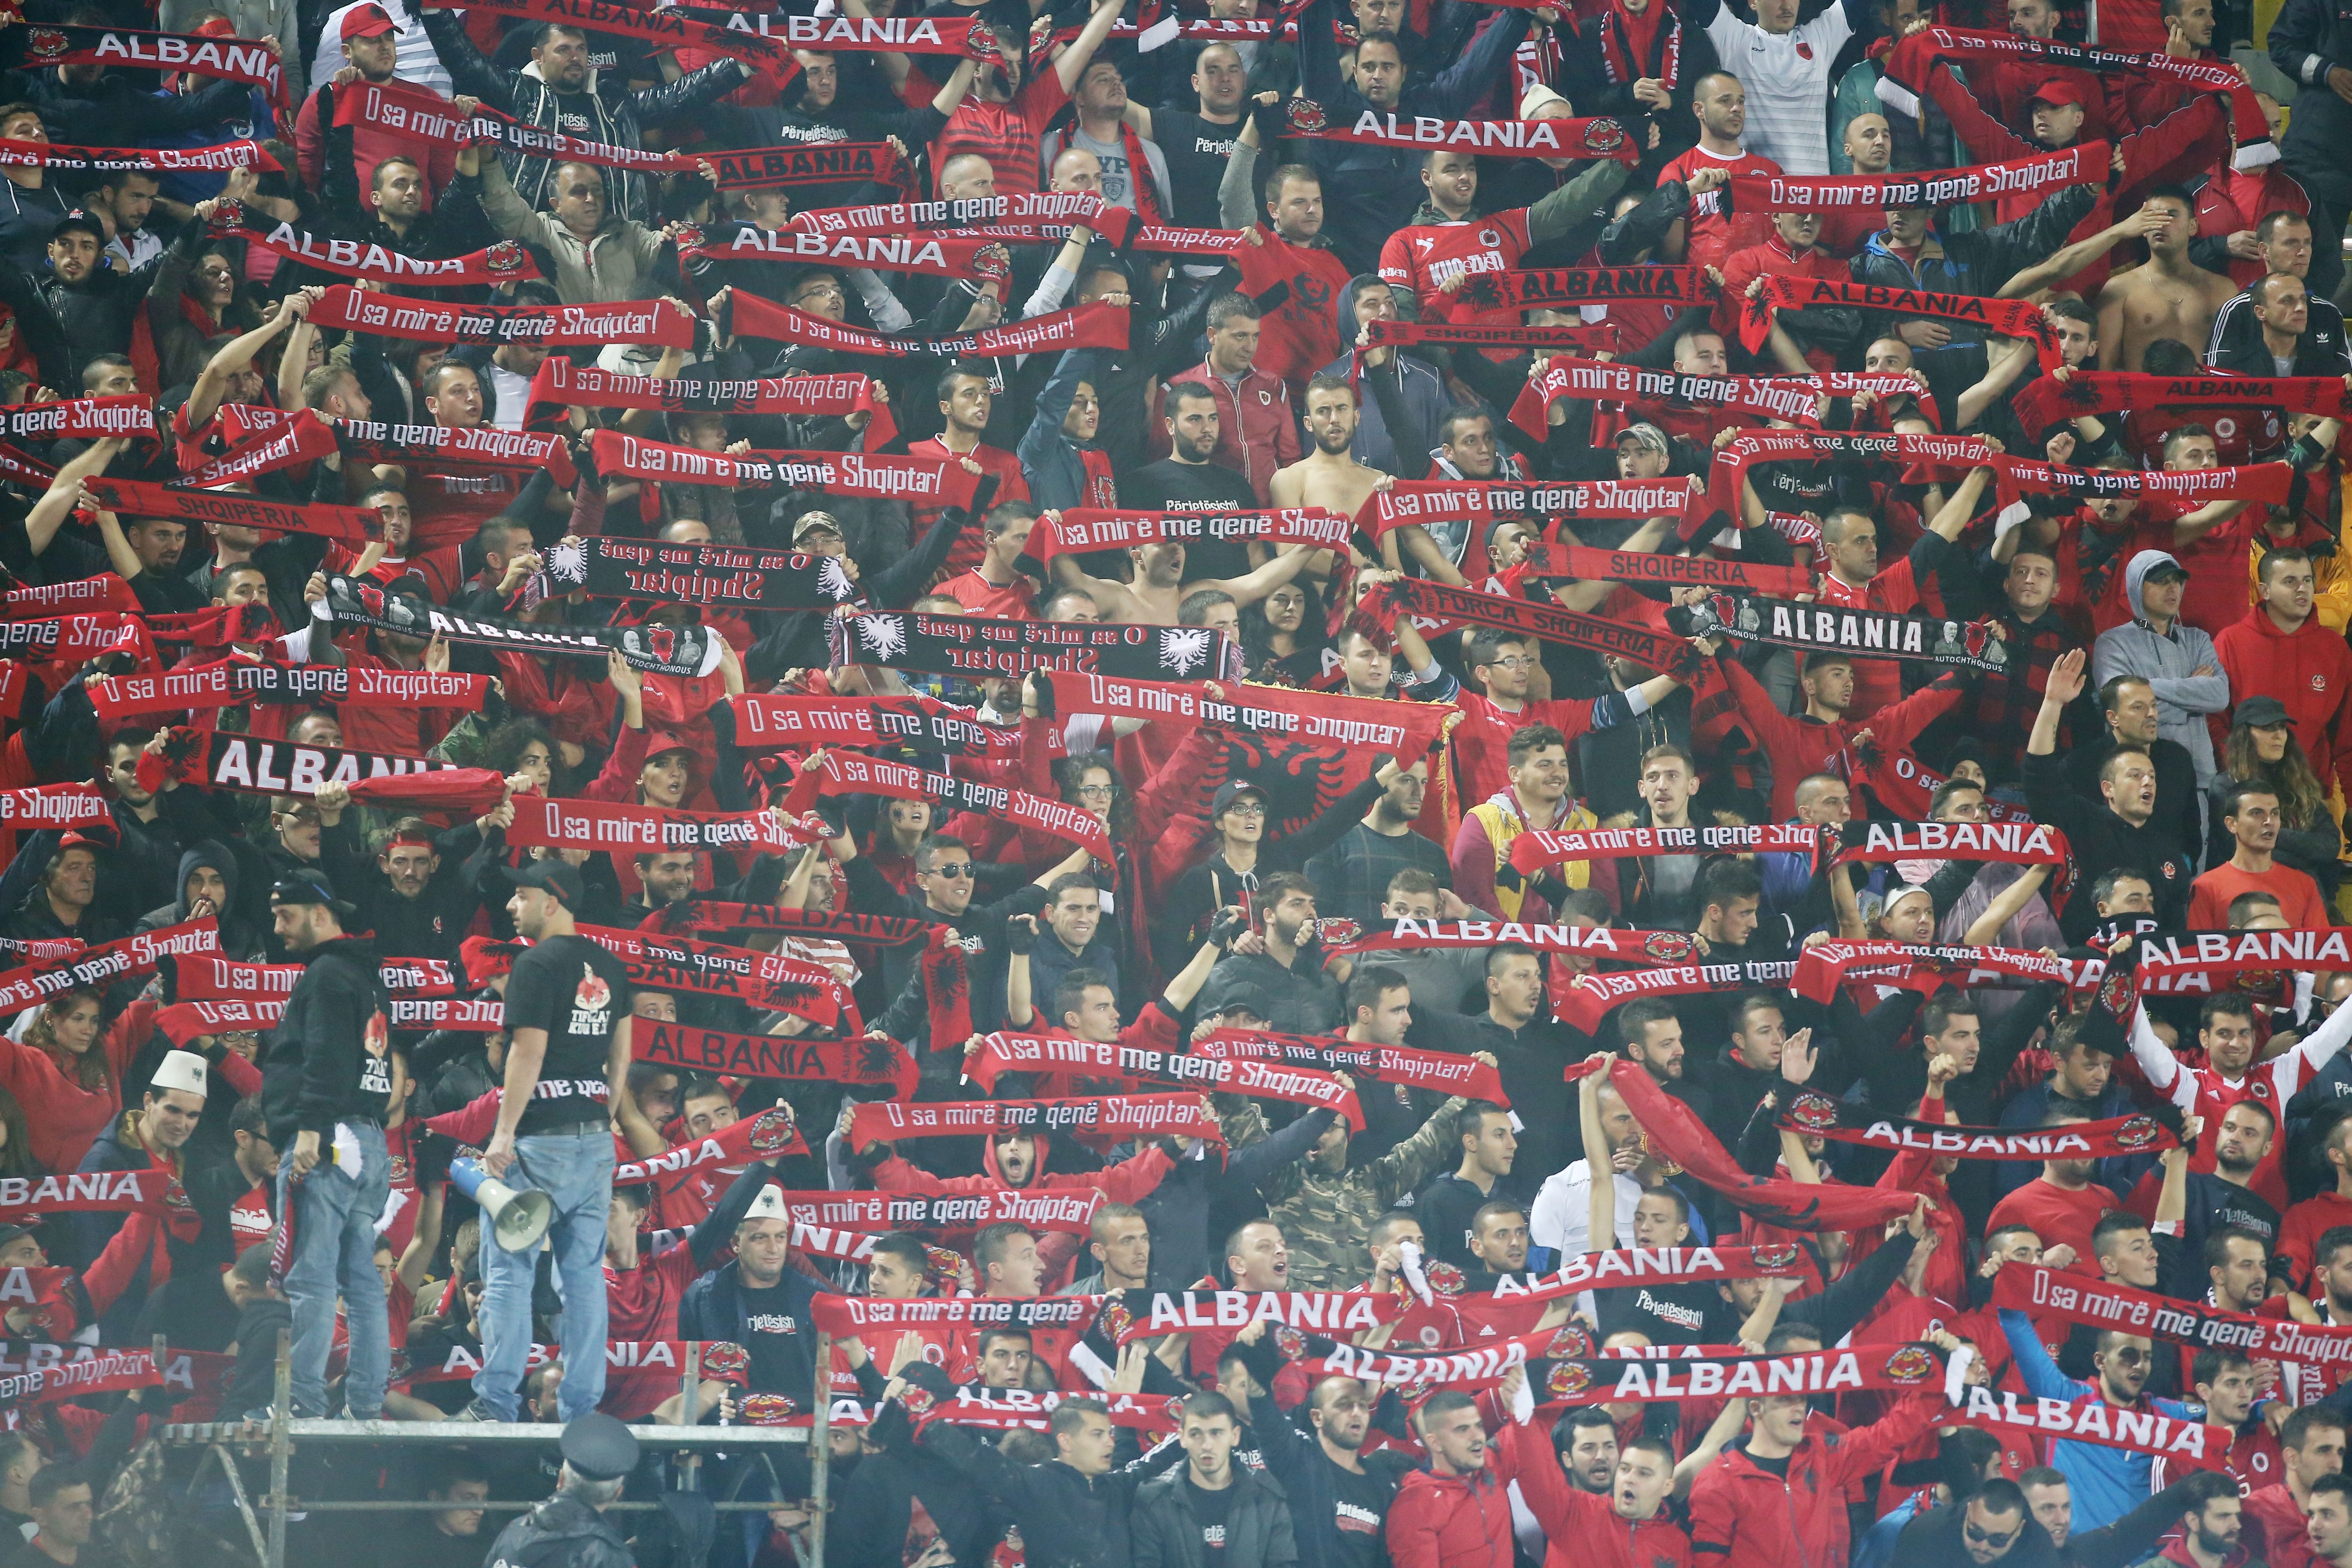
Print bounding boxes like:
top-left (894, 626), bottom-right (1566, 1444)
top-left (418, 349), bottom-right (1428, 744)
top-left (932, 75), bottom-right (1068, 199)
top-left (2135, 1006), bottom-right (2346, 1212)
top-left (1234, 230), bottom-right (1351, 397)
top-left (1654, 144), bottom-right (1781, 273)
top-left (912, 438), bottom-right (1029, 577)
top-left (1983, 1178), bottom-right (2120, 1275)
top-left (604, 1242), bottom-right (706, 1418)
top-left (381, 1119), bottom-right (420, 1260)
top-left (1815, 558), bottom-right (1923, 721)
top-left (1448, 690), bottom-right (1610, 809)
top-left (938, 570), bottom-right (1036, 620)
top-left (2278, 1192), bottom-right (2352, 1292)
top-left (1379, 210), bottom-right (1536, 330)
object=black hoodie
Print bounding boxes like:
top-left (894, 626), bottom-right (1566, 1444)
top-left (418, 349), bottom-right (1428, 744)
top-left (262, 933), bottom-right (393, 1147)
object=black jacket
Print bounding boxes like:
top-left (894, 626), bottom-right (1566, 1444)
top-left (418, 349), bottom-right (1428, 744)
top-left (2023, 749), bottom-right (2196, 939)
top-left (261, 933), bottom-right (392, 1146)
top-left (2273, 0), bottom-right (2352, 205)
top-left (478, 1494), bottom-right (634, 1568)
top-left (919, 1419), bottom-right (1187, 1568)
top-left (420, 8), bottom-right (753, 223)
top-left (1133, 1465), bottom-right (1299, 1568)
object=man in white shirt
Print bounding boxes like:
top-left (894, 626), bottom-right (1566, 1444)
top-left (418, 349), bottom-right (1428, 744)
top-left (1691, 0), bottom-right (1881, 174)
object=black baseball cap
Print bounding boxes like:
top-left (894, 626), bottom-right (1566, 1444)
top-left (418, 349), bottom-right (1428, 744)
top-left (503, 858), bottom-right (584, 905)
top-left (270, 870), bottom-right (356, 918)
top-left (2236, 695), bottom-right (2293, 729)
top-left (49, 212), bottom-right (103, 247)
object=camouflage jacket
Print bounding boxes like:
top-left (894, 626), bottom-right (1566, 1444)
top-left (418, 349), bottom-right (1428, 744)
top-left (1253, 1095), bottom-right (1468, 1290)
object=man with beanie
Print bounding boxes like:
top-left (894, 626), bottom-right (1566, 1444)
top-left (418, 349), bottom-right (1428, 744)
top-left (67, 1048), bottom-right (208, 1341)
top-left (258, 871), bottom-right (394, 1421)
top-left (467, 859), bottom-right (628, 1424)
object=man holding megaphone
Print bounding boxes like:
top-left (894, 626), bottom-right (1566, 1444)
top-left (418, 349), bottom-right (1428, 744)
top-left (454, 858), bottom-right (633, 1427)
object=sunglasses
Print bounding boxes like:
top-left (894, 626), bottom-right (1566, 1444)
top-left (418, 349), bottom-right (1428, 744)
top-left (924, 863), bottom-right (974, 879)
top-left (1964, 1525), bottom-right (2019, 1549)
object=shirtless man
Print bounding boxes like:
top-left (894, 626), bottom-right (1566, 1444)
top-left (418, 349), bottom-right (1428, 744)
top-left (1046, 530), bottom-right (1316, 625)
top-left (1270, 373), bottom-right (1389, 570)
top-left (2096, 186), bottom-right (2240, 372)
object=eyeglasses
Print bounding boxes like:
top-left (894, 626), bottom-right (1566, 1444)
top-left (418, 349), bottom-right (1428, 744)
top-left (1224, 802), bottom-right (1266, 818)
top-left (924, 863), bottom-right (974, 878)
top-left (1074, 784), bottom-right (1114, 800)
top-left (1483, 656), bottom-right (1532, 671)
top-left (1964, 1525), bottom-right (2020, 1549)
top-left (794, 282), bottom-right (846, 305)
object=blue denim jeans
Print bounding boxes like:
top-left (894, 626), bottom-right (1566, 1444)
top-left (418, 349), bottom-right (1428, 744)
top-left (473, 1129), bottom-right (615, 1422)
top-left (276, 1121), bottom-right (390, 1419)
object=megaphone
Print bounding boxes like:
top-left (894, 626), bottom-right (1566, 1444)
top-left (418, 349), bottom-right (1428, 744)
top-left (450, 1157), bottom-right (553, 1253)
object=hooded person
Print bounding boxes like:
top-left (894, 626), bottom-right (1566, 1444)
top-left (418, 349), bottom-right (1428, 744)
top-left (2092, 551), bottom-right (2232, 799)
top-left (1320, 276), bottom-right (1449, 475)
top-left (135, 840), bottom-right (264, 961)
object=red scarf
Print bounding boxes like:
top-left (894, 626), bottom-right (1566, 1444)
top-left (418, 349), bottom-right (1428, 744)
top-left (1597, 0), bottom-right (1678, 89)
top-left (1043, 122), bottom-right (1165, 224)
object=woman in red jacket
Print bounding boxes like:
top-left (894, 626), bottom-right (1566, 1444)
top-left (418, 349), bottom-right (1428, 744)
top-left (0, 986), bottom-right (133, 1175)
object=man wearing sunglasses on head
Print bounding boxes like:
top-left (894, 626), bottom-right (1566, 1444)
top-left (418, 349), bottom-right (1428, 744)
top-left (1996, 1117), bottom-right (2211, 1533)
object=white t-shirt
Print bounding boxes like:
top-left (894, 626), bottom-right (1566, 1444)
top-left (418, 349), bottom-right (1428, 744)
top-left (1702, 6), bottom-right (1854, 176)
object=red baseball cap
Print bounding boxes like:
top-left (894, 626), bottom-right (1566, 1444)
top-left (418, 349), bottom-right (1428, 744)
top-left (2028, 77), bottom-right (2083, 108)
top-left (342, 3), bottom-right (402, 40)
top-left (644, 731), bottom-right (694, 761)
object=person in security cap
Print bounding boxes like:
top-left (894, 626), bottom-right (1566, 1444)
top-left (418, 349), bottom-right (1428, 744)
top-left (481, 1412), bottom-right (639, 1568)
top-left (256, 869), bottom-right (396, 1421)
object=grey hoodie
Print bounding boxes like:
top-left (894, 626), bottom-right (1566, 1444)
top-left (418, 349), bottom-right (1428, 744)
top-left (2090, 549), bottom-right (2230, 792)
top-left (134, 838), bottom-right (264, 961)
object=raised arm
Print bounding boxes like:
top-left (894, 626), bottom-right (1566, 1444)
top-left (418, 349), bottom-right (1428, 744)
top-left (187, 287), bottom-right (318, 431)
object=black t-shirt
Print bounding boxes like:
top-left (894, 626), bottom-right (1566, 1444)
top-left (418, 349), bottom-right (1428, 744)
top-left (1185, 1476), bottom-right (1236, 1562)
top-left (1122, 459), bottom-right (1259, 581)
top-left (1595, 1280), bottom-right (1723, 1344)
top-left (740, 1274), bottom-right (811, 1397)
top-left (1323, 1452), bottom-right (1406, 1568)
top-left (500, 934), bottom-right (629, 1133)
top-left (1152, 108), bottom-right (1246, 228)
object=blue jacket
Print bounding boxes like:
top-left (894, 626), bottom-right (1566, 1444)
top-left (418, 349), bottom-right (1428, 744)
top-left (1999, 1308), bottom-right (2200, 1531)
top-left (1020, 349), bottom-right (1111, 512)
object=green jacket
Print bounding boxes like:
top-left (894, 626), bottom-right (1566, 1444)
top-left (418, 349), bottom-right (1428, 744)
top-left (1258, 1095), bottom-right (1467, 1289)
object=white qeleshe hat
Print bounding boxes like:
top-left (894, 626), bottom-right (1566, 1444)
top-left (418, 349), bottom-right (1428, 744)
top-left (151, 1050), bottom-right (208, 1100)
top-left (744, 1184), bottom-right (790, 1222)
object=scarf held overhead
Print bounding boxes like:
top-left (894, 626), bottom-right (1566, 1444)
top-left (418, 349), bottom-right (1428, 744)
top-left (727, 293), bottom-right (1128, 360)
top-left (634, 1022), bottom-right (917, 1098)
top-left (502, 796), bottom-right (824, 857)
top-left (207, 202), bottom-right (540, 286)
top-left (1792, 940), bottom-right (2105, 1003)
top-left (306, 285), bottom-right (695, 349)
top-left (780, 751), bottom-right (1111, 858)
top-left (1279, 100), bottom-right (1641, 164)
top-left (537, 533), bottom-right (858, 612)
top-left (1779, 1090), bottom-right (2176, 1161)
top-left (1191, 1029), bottom-right (1508, 1104)
top-left (847, 1095), bottom-right (1224, 1149)
top-left (1044, 672), bottom-right (1456, 766)
top-left (965, 1032), bottom-right (1363, 1124)
top-left (585, 431), bottom-right (971, 509)
top-left (830, 609), bottom-right (1241, 683)
top-left (1508, 822), bottom-right (1822, 873)
top-left (1549, 959), bottom-right (1803, 1032)
top-left (1729, 144), bottom-right (2106, 218)
top-left (1691, 595), bottom-right (2011, 673)
top-left (318, 574), bottom-right (723, 678)
top-left (329, 77), bottom-right (708, 176)
top-left (1993, 1263), bottom-right (2352, 1368)
top-left (1739, 277), bottom-right (2066, 367)
top-left (1509, 358), bottom-right (1828, 440)
top-left (1026, 507), bottom-right (1352, 561)
top-left (1454, 266), bottom-right (1718, 313)
top-left (1355, 579), bottom-right (1699, 677)
top-left (729, 693), bottom-right (1023, 757)
top-left (0, 137), bottom-right (279, 173)
top-left (0, 24), bottom-right (285, 103)
top-left (1516, 544), bottom-right (1813, 596)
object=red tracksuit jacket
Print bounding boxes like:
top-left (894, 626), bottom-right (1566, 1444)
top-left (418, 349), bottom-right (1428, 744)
top-left (1686, 1398), bottom-right (1939, 1568)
